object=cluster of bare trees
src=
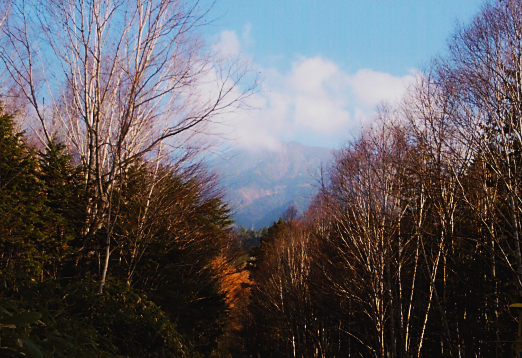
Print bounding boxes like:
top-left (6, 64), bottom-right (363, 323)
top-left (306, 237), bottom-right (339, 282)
top-left (237, 1), bottom-right (522, 357)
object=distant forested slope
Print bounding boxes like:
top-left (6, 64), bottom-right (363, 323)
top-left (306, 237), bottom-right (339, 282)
top-left (214, 142), bottom-right (333, 229)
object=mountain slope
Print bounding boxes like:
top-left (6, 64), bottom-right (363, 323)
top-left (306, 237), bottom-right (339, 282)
top-left (214, 142), bottom-right (333, 229)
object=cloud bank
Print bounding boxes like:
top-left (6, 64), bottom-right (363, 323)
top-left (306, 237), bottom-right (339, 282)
top-left (212, 29), bottom-right (416, 151)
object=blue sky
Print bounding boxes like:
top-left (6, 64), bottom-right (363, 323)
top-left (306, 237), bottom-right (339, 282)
top-left (205, 0), bottom-right (486, 150)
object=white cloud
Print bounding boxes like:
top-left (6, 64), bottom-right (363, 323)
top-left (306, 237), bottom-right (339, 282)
top-left (242, 23), bottom-right (254, 47)
top-left (293, 96), bottom-right (351, 133)
top-left (214, 30), bottom-right (241, 58)
top-left (209, 29), bottom-right (416, 150)
top-left (285, 57), bottom-right (351, 135)
top-left (288, 57), bottom-right (341, 95)
top-left (349, 68), bottom-right (416, 108)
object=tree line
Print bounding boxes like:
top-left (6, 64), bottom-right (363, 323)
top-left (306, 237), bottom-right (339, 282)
top-left (231, 1), bottom-right (522, 357)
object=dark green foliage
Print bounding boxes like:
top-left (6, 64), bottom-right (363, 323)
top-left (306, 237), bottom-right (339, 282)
top-left (0, 278), bottom-right (197, 357)
top-left (0, 119), bottom-right (86, 280)
top-left (235, 227), bottom-right (267, 252)
top-left (0, 279), bottom-right (117, 357)
top-left (38, 140), bottom-right (85, 243)
top-left (0, 111), bottom-right (46, 277)
top-left (36, 140), bottom-right (86, 278)
top-left (60, 280), bottom-right (194, 358)
top-left (249, 218), bottom-right (285, 264)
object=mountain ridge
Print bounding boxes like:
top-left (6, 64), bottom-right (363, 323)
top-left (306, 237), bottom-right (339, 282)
top-left (214, 141), bottom-right (333, 229)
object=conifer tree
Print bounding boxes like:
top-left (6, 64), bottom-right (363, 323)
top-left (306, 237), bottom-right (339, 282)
top-left (0, 110), bottom-right (43, 277)
top-left (37, 139), bottom-right (86, 278)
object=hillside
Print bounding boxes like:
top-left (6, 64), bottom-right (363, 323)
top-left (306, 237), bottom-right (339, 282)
top-left (214, 142), bottom-right (333, 229)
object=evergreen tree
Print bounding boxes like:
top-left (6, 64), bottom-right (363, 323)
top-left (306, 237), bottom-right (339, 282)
top-left (37, 139), bottom-right (86, 278)
top-left (0, 110), bottom-right (44, 277)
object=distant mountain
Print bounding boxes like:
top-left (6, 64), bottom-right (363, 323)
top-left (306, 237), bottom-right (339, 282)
top-left (213, 142), bottom-right (333, 229)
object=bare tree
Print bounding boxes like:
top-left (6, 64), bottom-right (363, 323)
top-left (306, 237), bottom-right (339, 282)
top-left (0, 0), bottom-right (255, 293)
top-left (403, 72), bottom-right (476, 357)
top-left (436, 0), bottom-right (522, 292)
top-left (321, 109), bottom-right (422, 358)
top-left (252, 220), bottom-right (310, 357)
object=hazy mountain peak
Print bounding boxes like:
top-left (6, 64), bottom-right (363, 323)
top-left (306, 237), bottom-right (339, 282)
top-left (214, 141), bottom-right (333, 229)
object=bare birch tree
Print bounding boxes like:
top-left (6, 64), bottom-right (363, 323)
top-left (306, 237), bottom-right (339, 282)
top-left (321, 110), bottom-right (422, 358)
top-left (435, 0), bottom-right (522, 293)
top-left (403, 72), bottom-right (477, 357)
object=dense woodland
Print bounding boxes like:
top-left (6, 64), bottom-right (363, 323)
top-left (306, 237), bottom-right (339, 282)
top-left (3, 0), bottom-right (522, 357)
top-left (233, 1), bottom-right (522, 357)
